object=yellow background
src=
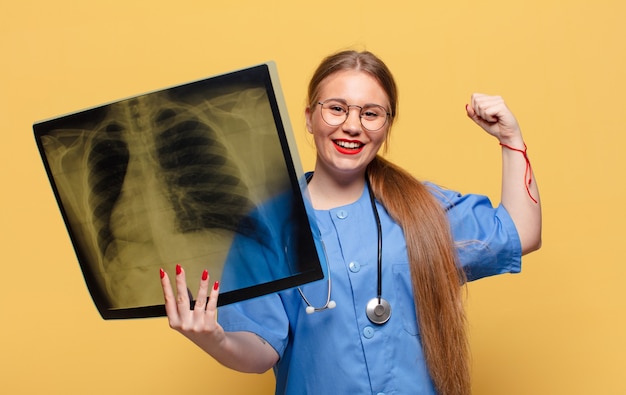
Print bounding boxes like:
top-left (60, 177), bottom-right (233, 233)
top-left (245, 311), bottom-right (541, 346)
top-left (2, 0), bottom-right (625, 394)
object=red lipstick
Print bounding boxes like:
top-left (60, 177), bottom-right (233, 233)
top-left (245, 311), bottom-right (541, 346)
top-left (334, 139), bottom-right (364, 155)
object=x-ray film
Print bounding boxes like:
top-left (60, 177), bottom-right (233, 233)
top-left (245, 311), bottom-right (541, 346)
top-left (34, 63), bottom-right (324, 319)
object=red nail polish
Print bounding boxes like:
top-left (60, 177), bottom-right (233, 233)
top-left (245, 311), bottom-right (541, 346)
top-left (176, 264), bottom-right (182, 275)
top-left (213, 281), bottom-right (219, 291)
top-left (159, 268), bottom-right (165, 279)
top-left (202, 270), bottom-right (208, 281)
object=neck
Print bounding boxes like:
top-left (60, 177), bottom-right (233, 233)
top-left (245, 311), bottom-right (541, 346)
top-left (307, 166), bottom-right (366, 210)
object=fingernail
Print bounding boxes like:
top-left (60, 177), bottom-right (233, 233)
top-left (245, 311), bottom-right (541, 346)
top-left (213, 281), bottom-right (219, 291)
top-left (159, 268), bottom-right (165, 279)
top-left (202, 269), bottom-right (208, 281)
top-left (176, 264), bottom-right (182, 275)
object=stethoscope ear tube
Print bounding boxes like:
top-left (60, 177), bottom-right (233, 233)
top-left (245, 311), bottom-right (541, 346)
top-left (299, 273), bottom-right (336, 314)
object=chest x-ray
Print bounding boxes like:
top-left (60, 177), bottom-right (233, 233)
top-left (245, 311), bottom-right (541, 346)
top-left (34, 64), bottom-right (324, 319)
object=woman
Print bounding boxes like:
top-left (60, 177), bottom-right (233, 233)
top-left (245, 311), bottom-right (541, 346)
top-left (160, 50), bottom-right (542, 395)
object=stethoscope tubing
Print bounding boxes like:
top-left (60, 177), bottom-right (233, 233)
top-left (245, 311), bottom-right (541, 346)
top-left (299, 173), bottom-right (391, 324)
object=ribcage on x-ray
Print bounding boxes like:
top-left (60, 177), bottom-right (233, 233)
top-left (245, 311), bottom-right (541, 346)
top-left (84, 97), bottom-right (266, 268)
top-left (41, 87), bottom-right (282, 309)
top-left (87, 122), bottom-right (129, 257)
top-left (153, 108), bottom-right (255, 233)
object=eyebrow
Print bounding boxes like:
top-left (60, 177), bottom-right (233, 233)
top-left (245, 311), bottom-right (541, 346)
top-left (324, 97), bottom-right (388, 109)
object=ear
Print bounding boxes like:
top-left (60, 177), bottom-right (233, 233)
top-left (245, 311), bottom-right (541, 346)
top-left (305, 107), bottom-right (313, 134)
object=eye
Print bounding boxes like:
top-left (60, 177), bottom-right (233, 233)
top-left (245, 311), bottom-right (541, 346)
top-left (323, 101), bottom-right (348, 115)
top-left (361, 106), bottom-right (385, 119)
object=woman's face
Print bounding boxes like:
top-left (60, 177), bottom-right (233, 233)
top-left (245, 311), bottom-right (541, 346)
top-left (306, 70), bottom-right (390, 181)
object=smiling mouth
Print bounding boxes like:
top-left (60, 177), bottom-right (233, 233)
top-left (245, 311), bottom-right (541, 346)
top-left (333, 139), bottom-right (364, 155)
top-left (334, 140), bottom-right (363, 149)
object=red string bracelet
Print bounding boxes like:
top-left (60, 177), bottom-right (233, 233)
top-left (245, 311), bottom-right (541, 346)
top-left (500, 142), bottom-right (538, 204)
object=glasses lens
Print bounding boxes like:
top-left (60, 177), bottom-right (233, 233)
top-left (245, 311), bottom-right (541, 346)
top-left (360, 105), bottom-right (388, 131)
top-left (320, 100), bottom-right (348, 126)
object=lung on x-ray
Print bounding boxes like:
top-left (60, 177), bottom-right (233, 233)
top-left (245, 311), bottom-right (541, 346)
top-left (34, 63), bottom-right (324, 319)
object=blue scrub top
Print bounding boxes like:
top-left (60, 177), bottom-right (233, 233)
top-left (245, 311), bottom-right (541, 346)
top-left (218, 181), bottom-right (522, 395)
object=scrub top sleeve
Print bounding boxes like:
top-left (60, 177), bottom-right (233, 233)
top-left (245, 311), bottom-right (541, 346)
top-left (425, 182), bottom-right (522, 281)
top-left (218, 293), bottom-right (290, 359)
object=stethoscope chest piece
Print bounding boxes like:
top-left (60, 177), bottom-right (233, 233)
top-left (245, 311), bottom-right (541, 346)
top-left (366, 297), bottom-right (391, 325)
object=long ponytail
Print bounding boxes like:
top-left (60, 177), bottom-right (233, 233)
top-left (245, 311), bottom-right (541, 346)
top-left (368, 155), bottom-right (470, 395)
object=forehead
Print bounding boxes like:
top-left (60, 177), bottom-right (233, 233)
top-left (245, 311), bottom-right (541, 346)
top-left (317, 70), bottom-right (389, 106)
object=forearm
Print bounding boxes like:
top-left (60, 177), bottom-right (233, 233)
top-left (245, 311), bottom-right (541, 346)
top-left (499, 135), bottom-right (542, 254)
top-left (186, 330), bottom-right (279, 374)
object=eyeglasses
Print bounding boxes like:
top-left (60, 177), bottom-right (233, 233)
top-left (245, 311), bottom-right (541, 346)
top-left (317, 99), bottom-right (390, 131)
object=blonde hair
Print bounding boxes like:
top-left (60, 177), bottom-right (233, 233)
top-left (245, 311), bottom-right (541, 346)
top-left (308, 51), bottom-right (470, 395)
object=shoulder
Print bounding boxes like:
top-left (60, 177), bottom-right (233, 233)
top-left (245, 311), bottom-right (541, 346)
top-left (422, 181), bottom-right (465, 210)
top-left (423, 181), bottom-right (505, 213)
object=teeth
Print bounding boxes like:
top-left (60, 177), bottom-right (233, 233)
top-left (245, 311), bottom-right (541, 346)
top-left (336, 141), bottom-right (362, 149)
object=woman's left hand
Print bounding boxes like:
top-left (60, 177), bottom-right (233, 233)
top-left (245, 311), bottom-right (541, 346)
top-left (465, 93), bottom-right (522, 145)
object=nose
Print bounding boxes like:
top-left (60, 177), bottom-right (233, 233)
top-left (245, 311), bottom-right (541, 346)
top-left (342, 106), bottom-right (363, 134)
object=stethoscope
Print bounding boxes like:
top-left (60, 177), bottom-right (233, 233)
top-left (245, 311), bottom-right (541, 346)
top-left (298, 174), bottom-right (392, 325)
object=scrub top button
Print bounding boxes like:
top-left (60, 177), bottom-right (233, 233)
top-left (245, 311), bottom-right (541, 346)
top-left (363, 326), bottom-right (375, 339)
top-left (336, 210), bottom-right (348, 219)
top-left (348, 261), bottom-right (361, 273)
